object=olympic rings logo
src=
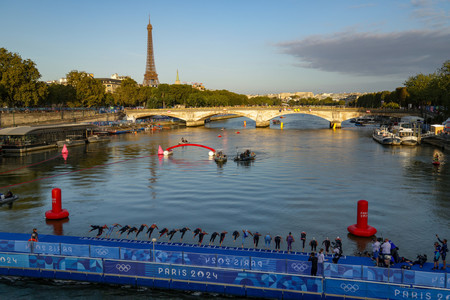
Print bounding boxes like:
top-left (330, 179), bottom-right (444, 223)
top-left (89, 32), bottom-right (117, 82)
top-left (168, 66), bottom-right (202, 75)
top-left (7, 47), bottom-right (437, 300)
top-left (95, 248), bottom-right (109, 256)
top-left (290, 262), bottom-right (308, 272)
top-left (340, 283), bottom-right (360, 293)
top-left (116, 264), bottom-right (131, 272)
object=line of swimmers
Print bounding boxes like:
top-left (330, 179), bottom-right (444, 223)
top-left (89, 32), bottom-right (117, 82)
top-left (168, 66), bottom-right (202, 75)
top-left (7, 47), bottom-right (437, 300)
top-left (89, 225), bottom-right (343, 255)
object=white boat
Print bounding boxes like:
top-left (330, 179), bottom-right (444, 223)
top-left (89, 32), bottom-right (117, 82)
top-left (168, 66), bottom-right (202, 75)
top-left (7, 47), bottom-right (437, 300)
top-left (373, 127), bottom-right (393, 145)
top-left (87, 135), bottom-right (110, 143)
top-left (372, 127), bottom-right (401, 145)
top-left (390, 122), bottom-right (419, 146)
top-left (57, 139), bottom-right (86, 147)
top-left (397, 128), bottom-right (418, 146)
top-left (355, 116), bottom-right (376, 126)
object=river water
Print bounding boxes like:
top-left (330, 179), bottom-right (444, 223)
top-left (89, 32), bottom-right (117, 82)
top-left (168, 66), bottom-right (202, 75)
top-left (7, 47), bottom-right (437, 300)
top-left (0, 115), bottom-right (449, 298)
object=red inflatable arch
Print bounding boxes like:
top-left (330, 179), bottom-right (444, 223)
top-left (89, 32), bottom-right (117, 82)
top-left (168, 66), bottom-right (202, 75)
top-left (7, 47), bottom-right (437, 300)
top-left (165, 144), bottom-right (216, 153)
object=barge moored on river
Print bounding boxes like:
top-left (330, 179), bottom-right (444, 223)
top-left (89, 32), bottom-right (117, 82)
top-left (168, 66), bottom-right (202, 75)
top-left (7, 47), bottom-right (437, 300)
top-left (0, 123), bottom-right (98, 155)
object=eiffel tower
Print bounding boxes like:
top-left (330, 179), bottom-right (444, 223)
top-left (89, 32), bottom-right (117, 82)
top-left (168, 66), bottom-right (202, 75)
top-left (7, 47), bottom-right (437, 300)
top-left (143, 16), bottom-right (159, 87)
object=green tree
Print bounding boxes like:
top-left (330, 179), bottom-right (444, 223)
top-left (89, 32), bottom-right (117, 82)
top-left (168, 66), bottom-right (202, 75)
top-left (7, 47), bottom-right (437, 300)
top-left (113, 77), bottom-right (139, 106)
top-left (404, 73), bottom-right (435, 107)
top-left (66, 70), bottom-right (105, 107)
top-left (46, 83), bottom-right (76, 106)
top-left (0, 48), bottom-right (47, 107)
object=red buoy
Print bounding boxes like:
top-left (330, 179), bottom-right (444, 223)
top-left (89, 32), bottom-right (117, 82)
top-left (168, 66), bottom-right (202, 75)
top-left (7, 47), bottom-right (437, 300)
top-left (45, 188), bottom-right (69, 220)
top-left (347, 200), bottom-right (377, 237)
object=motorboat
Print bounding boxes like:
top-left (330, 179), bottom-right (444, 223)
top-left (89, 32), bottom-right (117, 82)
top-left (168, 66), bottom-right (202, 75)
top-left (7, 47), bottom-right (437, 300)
top-left (355, 116), bottom-right (376, 126)
top-left (214, 151), bottom-right (227, 163)
top-left (397, 128), bottom-right (418, 146)
top-left (87, 135), bottom-right (110, 143)
top-left (234, 149), bottom-right (256, 162)
top-left (57, 139), bottom-right (86, 147)
top-left (390, 122), bottom-right (419, 146)
top-left (0, 194), bottom-right (19, 205)
top-left (372, 127), bottom-right (397, 145)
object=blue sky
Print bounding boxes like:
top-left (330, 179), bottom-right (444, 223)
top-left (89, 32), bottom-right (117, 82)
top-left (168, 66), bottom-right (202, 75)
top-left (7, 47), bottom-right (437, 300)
top-left (1, 0), bottom-right (449, 94)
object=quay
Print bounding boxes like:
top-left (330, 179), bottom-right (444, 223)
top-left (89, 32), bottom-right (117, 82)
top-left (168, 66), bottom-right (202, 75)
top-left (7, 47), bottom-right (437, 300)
top-left (0, 232), bottom-right (448, 299)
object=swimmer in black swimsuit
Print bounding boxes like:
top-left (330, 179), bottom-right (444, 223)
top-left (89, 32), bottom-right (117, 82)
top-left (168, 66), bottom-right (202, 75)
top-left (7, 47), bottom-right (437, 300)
top-left (219, 231), bottom-right (228, 246)
top-left (198, 231), bottom-right (208, 245)
top-left (167, 229), bottom-right (178, 241)
top-left (159, 228), bottom-right (169, 239)
top-left (301, 231), bottom-right (307, 252)
top-left (179, 227), bottom-right (190, 242)
top-left (209, 232), bottom-right (219, 245)
top-left (89, 225), bottom-right (108, 238)
top-left (136, 224), bottom-right (148, 238)
top-left (322, 237), bottom-right (331, 255)
top-left (127, 227), bottom-right (138, 239)
top-left (117, 225), bottom-right (130, 237)
top-left (232, 230), bottom-right (240, 242)
top-left (193, 228), bottom-right (202, 238)
top-left (147, 224), bottom-right (159, 239)
top-left (253, 232), bottom-right (262, 248)
top-left (274, 235), bottom-right (282, 252)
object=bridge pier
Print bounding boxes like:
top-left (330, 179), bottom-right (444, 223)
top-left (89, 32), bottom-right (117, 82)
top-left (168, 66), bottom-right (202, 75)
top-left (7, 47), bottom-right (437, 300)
top-left (330, 121), bottom-right (341, 129)
top-left (186, 120), bottom-right (205, 127)
top-left (255, 120), bottom-right (270, 128)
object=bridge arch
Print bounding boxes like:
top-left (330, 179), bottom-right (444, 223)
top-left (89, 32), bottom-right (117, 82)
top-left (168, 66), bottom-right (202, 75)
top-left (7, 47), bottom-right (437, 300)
top-left (126, 108), bottom-right (423, 128)
top-left (166, 143), bottom-right (216, 153)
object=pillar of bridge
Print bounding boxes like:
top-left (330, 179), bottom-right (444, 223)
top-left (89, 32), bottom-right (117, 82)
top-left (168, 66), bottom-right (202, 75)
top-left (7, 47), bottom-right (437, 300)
top-left (186, 120), bottom-right (206, 127)
top-left (255, 120), bottom-right (270, 128)
top-left (330, 121), bottom-right (342, 129)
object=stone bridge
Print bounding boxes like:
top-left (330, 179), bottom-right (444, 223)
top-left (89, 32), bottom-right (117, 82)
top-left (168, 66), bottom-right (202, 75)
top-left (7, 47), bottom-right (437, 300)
top-left (125, 107), bottom-right (421, 128)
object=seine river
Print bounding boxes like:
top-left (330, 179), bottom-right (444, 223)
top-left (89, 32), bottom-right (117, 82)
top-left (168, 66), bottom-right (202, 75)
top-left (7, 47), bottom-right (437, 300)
top-left (0, 115), bottom-right (448, 298)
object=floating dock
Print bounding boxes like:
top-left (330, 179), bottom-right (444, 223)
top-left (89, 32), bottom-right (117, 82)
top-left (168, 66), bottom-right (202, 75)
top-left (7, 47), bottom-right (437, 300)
top-left (0, 232), bottom-right (448, 299)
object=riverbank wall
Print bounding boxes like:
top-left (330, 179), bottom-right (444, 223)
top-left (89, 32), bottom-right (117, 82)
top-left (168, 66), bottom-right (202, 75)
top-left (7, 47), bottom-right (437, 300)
top-left (0, 111), bottom-right (120, 128)
top-left (0, 232), bottom-right (448, 299)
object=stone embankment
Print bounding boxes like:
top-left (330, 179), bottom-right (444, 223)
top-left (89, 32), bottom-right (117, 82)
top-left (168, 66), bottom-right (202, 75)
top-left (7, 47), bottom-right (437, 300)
top-left (0, 111), bottom-right (121, 127)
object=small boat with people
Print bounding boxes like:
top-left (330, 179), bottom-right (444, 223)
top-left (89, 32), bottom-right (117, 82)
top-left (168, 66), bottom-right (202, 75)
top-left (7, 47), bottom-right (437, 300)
top-left (272, 119), bottom-right (281, 125)
top-left (214, 151), bottom-right (227, 163)
top-left (0, 191), bottom-right (19, 205)
top-left (178, 137), bottom-right (189, 145)
top-left (234, 149), bottom-right (256, 162)
top-left (432, 154), bottom-right (440, 166)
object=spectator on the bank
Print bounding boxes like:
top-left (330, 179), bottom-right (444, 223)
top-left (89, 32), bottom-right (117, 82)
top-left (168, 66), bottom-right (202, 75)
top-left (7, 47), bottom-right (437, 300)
top-left (372, 238), bottom-right (381, 266)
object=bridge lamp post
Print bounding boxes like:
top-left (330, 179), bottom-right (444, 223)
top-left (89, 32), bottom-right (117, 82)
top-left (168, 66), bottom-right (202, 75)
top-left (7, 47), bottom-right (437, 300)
top-left (152, 238), bottom-right (156, 262)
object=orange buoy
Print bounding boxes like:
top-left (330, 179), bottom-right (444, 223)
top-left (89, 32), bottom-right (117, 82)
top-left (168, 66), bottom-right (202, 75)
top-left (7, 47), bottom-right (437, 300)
top-left (45, 188), bottom-right (69, 220)
top-left (347, 200), bottom-right (377, 237)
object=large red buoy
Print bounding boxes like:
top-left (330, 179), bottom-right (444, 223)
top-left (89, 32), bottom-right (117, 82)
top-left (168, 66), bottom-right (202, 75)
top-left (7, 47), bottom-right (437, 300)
top-left (347, 200), bottom-right (377, 237)
top-left (45, 188), bottom-right (69, 220)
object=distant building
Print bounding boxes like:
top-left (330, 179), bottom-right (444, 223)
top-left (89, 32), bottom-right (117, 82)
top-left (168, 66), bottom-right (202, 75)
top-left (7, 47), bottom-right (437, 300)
top-left (96, 74), bottom-right (130, 93)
